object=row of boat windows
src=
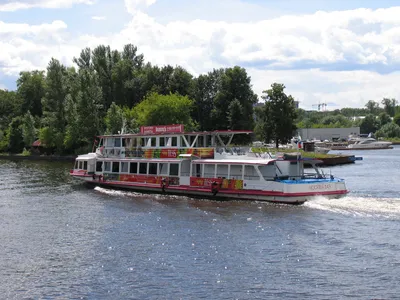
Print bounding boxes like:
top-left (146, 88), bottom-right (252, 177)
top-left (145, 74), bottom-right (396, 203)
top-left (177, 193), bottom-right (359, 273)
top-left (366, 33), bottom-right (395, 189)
top-left (98, 161), bottom-right (180, 176)
top-left (83, 161), bottom-right (276, 181)
top-left (100, 135), bottom-right (214, 148)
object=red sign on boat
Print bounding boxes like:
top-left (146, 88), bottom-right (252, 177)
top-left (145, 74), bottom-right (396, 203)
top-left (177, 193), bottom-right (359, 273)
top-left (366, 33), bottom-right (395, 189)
top-left (140, 124), bottom-right (184, 135)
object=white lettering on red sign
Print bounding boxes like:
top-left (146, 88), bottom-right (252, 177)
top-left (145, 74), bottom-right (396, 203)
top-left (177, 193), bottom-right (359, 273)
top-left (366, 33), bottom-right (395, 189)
top-left (140, 124), bottom-right (184, 134)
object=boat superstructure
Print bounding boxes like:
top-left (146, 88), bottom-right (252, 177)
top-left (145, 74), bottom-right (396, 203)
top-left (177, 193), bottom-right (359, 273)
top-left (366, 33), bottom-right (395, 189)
top-left (70, 125), bottom-right (348, 204)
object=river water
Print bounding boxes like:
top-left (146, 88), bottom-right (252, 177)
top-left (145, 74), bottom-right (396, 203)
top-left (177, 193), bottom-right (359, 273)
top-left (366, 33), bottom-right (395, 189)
top-left (1, 147), bottom-right (400, 299)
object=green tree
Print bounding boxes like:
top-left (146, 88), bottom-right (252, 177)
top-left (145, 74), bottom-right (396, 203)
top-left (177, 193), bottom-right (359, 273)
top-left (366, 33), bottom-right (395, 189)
top-left (0, 90), bottom-right (22, 130)
top-left (375, 123), bottom-right (400, 139)
top-left (365, 100), bottom-right (380, 115)
top-left (381, 98), bottom-right (397, 117)
top-left (359, 114), bottom-right (378, 134)
top-left (378, 112), bottom-right (392, 127)
top-left (105, 102), bottom-right (124, 134)
top-left (192, 69), bottom-right (224, 131)
top-left (393, 112), bottom-right (400, 127)
top-left (133, 92), bottom-right (196, 130)
top-left (17, 70), bottom-right (45, 117)
top-left (211, 66), bottom-right (257, 130)
top-left (41, 58), bottom-right (68, 153)
top-left (227, 99), bottom-right (243, 130)
top-left (8, 117), bottom-right (24, 153)
top-left (76, 69), bottom-right (103, 144)
top-left (261, 83), bottom-right (297, 148)
top-left (22, 111), bottom-right (36, 147)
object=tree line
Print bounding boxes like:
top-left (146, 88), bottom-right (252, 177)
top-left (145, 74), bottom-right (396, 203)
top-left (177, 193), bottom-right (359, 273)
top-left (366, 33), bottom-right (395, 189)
top-left (1, 43), bottom-right (400, 154)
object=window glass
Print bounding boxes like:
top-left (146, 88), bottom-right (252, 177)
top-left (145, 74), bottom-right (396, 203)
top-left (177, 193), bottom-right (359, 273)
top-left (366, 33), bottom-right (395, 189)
top-left (104, 162), bottom-right (111, 172)
top-left (149, 163), bottom-right (158, 175)
top-left (172, 137), bottom-right (177, 147)
top-left (244, 165), bottom-right (260, 180)
top-left (121, 162), bottom-right (129, 173)
top-left (112, 162), bottom-right (120, 173)
top-left (159, 163), bottom-right (168, 175)
top-left (170, 163), bottom-right (179, 176)
top-left (114, 138), bottom-right (121, 147)
top-left (83, 161), bottom-right (87, 170)
top-left (139, 163), bottom-right (147, 174)
top-left (96, 162), bottom-right (102, 172)
top-left (130, 162), bottom-right (137, 174)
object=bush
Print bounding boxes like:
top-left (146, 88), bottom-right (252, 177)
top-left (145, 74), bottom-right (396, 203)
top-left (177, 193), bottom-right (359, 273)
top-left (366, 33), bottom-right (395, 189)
top-left (22, 148), bottom-right (31, 156)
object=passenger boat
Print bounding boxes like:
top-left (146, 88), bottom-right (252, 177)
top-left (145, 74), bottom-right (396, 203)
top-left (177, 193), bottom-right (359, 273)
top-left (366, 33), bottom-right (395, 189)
top-left (70, 125), bottom-right (348, 204)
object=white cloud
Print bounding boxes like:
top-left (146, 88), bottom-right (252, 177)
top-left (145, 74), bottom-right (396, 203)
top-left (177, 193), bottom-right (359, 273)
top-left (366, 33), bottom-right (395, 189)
top-left (2, 4), bottom-right (400, 108)
top-left (0, 0), bottom-right (94, 11)
top-left (91, 16), bottom-right (106, 21)
top-left (124, 0), bottom-right (156, 15)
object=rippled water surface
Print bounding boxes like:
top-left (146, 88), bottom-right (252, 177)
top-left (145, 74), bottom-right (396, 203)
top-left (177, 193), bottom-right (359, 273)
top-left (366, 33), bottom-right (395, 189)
top-left (1, 147), bottom-right (400, 299)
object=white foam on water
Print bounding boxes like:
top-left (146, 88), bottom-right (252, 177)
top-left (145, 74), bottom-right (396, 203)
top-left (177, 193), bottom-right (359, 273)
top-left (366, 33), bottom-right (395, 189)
top-left (305, 195), bottom-right (400, 218)
top-left (94, 186), bottom-right (147, 198)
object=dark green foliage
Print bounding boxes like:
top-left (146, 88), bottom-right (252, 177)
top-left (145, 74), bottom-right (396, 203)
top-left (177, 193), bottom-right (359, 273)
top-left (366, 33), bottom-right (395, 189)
top-left (8, 117), bottom-right (24, 153)
top-left (360, 114), bottom-right (379, 134)
top-left (375, 123), bottom-right (400, 138)
top-left (17, 71), bottom-right (45, 117)
top-left (260, 83), bottom-right (297, 148)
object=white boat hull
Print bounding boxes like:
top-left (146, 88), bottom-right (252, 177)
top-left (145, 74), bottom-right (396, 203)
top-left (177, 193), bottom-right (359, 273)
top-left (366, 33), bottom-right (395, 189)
top-left (73, 175), bottom-right (347, 205)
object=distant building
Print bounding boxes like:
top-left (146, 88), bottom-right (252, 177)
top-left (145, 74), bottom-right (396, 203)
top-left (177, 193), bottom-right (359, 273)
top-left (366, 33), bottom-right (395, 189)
top-left (297, 127), bottom-right (360, 141)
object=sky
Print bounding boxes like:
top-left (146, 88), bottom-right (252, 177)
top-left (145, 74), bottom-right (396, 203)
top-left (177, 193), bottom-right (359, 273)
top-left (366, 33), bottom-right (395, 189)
top-left (1, 0), bottom-right (400, 110)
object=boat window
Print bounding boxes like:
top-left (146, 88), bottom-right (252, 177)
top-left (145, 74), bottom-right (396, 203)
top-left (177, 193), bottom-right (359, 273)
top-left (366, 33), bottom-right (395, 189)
top-left (159, 137), bottom-right (165, 147)
top-left (244, 165), bottom-right (260, 180)
top-left (170, 163), bottom-right (179, 176)
top-left (114, 138), bottom-right (121, 147)
top-left (204, 164), bottom-right (215, 178)
top-left (216, 164), bottom-right (228, 178)
top-left (130, 162), bottom-right (137, 174)
top-left (139, 163), bottom-right (147, 174)
top-left (258, 165), bottom-right (275, 180)
top-left (104, 162), bottom-right (111, 172)
top-left (105, 138), bottom-right (113, 147)
top-left (96, 161), bottom-right (102, 172)
top-left (172, 137), bottom-right (177, 147)
top-left (78, 161), bottom-right (82, 169)
top-left (192, 164), bottom-right (202, 177)
top-left (159, 163), bottom-right (168, 175)
top-left (122, 138), bottom-right (126, 147)
top-left (99, 138), bottom-right (104, 147)
top-left (121, 162), bottom-right (129, 173)
top-left (149, 163), bottom-right (158, 175)
top-left (112, 162), bottom-right (119, 173)
top-left (151, 138), bottom-right (156, 147)
top-left (83, 161), bottom-right (87, 170)
top-left (230, 165), bottom-right (242, 179)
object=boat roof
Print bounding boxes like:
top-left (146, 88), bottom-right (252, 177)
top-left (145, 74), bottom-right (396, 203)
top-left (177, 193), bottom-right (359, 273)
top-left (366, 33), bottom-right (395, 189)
top-left (97, 129), bottom-right (253, 138)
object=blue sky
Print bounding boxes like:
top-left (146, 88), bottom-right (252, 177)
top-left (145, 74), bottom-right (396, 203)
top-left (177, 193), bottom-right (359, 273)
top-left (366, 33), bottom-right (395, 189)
top-left (1, 0), bottom-right (400, 109)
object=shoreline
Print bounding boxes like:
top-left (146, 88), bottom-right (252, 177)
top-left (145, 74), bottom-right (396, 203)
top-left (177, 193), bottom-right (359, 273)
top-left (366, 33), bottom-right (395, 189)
top-left (0, 155), bottom-right (76, 162)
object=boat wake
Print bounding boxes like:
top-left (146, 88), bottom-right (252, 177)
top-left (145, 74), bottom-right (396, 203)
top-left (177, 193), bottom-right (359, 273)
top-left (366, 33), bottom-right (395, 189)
top-left (93, 186), bottom-right (192, 202)
top-left (305, 196), bottom-right (400, 218)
